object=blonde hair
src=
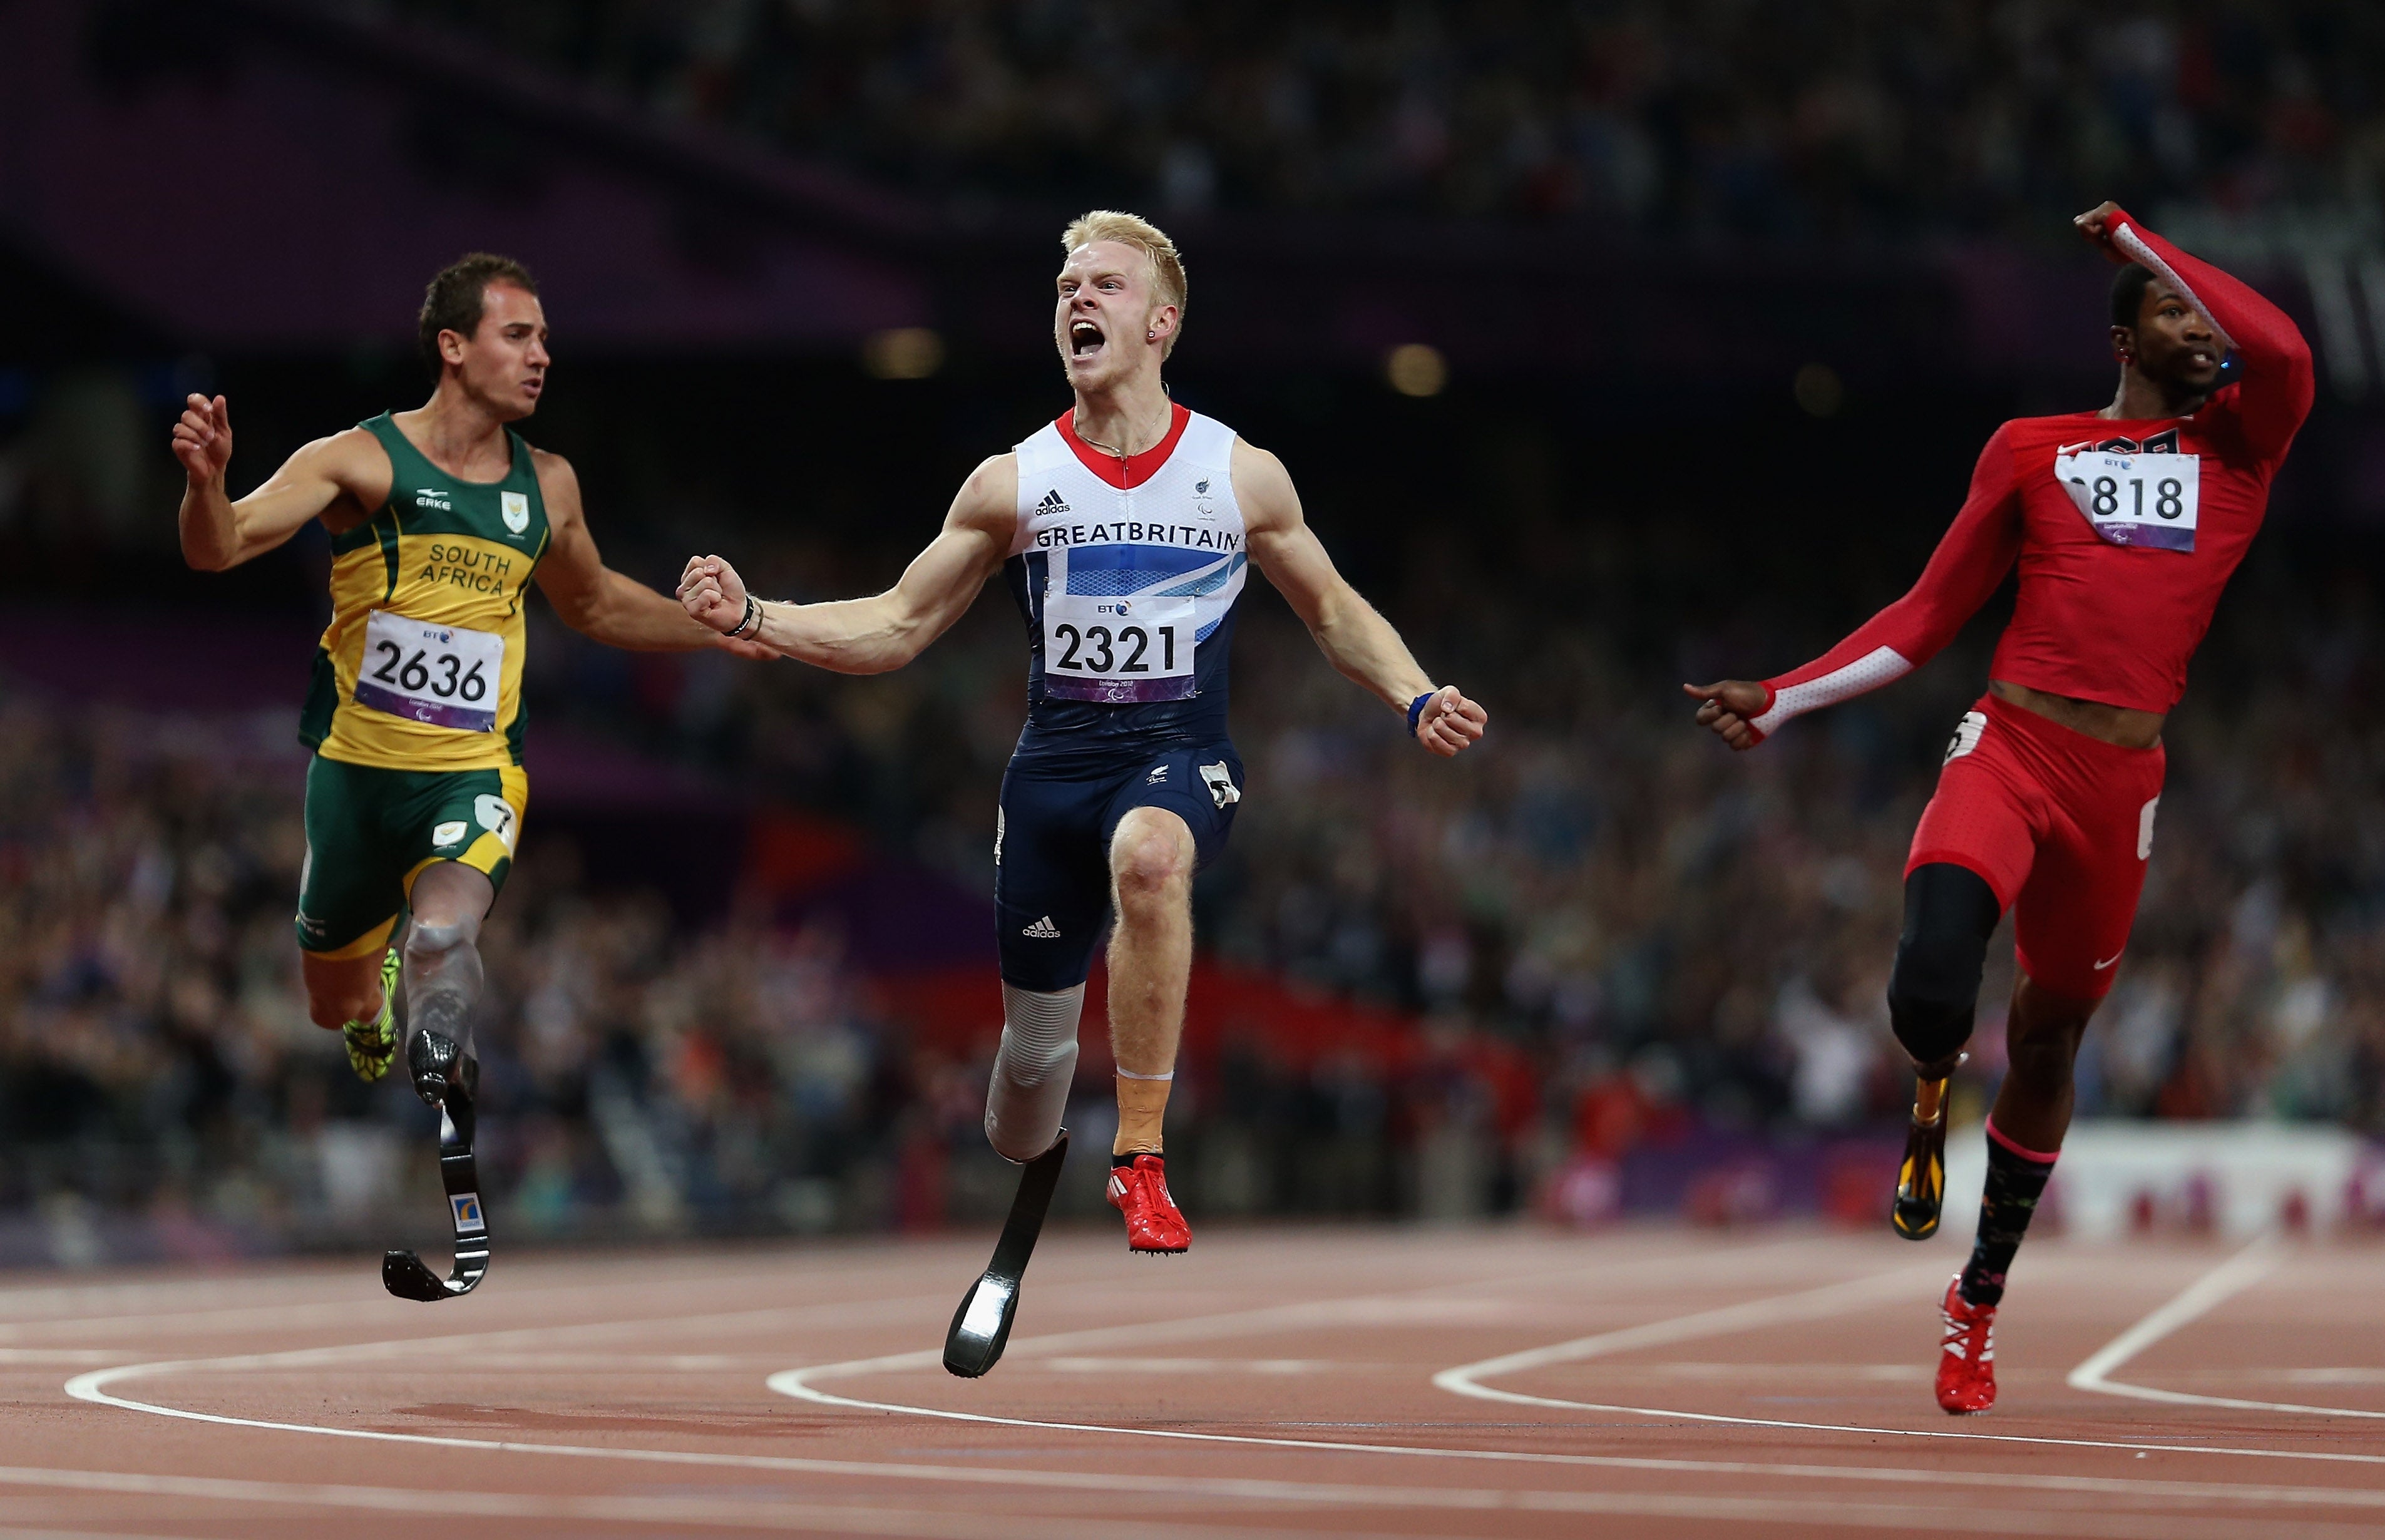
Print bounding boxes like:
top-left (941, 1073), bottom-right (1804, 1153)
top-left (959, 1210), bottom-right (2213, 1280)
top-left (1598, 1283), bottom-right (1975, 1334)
top-left (1061, 210), bottom-right (1187, 356)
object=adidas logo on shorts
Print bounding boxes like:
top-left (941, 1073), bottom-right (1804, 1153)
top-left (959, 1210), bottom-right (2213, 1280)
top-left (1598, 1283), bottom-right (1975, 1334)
top-left (1021, 915), bottom-right (1062, 939)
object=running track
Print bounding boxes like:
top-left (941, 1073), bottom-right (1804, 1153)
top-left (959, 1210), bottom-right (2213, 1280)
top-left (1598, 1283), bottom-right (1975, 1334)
top-left (2, 1226), bottom-right (2381, 1537)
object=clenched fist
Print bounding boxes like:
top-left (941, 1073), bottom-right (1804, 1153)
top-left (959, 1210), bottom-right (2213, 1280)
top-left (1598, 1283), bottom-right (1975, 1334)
top-left (2073, 200), bottom-right (2126, 261)
top-left (1413, 685), bottom-right (1488, 757)
top-left (1683, 679), bottom-right (1771, 751)
top-left (678, 553), bottom-right (749, 635)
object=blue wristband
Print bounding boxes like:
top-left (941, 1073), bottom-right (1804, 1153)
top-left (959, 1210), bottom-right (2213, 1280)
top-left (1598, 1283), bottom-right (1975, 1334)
top-left (1407, 690), bottom-right (1437, 736)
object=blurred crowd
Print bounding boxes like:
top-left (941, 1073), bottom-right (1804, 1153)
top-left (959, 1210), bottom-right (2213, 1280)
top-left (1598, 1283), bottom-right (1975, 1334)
top-left (697, 550), bottom-right (2385, 1159)
top-left (378, 0), bottom-right (2385, 236)
top-left (4, 535), bottom-right (2382, 1248)
top-left (0, 694), bottom-right (930, 1248)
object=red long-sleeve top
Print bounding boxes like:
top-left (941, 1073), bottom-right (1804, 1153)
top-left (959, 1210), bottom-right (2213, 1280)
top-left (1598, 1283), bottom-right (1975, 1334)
top-left (1750, 212), bottom-right (2314, 739)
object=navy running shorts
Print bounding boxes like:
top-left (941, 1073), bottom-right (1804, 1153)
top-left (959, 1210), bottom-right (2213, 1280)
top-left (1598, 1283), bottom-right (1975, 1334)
top-left (994, 741), bottom-right (1244, 990)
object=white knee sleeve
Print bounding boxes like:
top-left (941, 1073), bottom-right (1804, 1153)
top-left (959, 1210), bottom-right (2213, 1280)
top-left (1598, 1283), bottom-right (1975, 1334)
top-left (984, 983), bottom-right (1084, 1163)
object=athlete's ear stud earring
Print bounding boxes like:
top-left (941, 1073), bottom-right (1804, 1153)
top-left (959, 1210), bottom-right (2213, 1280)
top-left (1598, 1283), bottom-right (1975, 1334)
top-left (1147, 331), bottom-right (1157, 341)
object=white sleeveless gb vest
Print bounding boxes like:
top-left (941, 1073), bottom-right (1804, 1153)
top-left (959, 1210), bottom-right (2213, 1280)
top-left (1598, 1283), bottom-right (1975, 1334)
top-left (1008, 406), bottom-right (1248, 706)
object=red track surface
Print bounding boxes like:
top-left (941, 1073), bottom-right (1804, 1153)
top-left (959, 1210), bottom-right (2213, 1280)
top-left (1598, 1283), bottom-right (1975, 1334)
top-left (3, 1226), bottom-right (2381, 1537)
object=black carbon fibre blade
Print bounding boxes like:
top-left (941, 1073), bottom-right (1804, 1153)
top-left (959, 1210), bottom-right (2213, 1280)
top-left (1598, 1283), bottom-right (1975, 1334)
top-left (944, 1131), bottom-right (1067, 1377)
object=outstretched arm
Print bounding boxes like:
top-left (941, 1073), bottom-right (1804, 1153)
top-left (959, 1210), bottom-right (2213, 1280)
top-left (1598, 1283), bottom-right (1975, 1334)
top-left (679, 454), bottom-right (1018, 674)
top-left (2080, 202), bottom-right (2315, 461)
top-left (532, 452), bottom-right (771, 656)
top-left (1236, 439), bottom-right (1485, 756)
top-left (172, 395), bottom-right (384, 572)
top-left (1686, 424), bottom-right (2023, 749)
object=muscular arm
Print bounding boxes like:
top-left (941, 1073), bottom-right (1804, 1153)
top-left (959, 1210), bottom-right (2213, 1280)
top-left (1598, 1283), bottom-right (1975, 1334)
top-left (679, 454), bottom-right (1018, 674)
top-left (172, 396), bottom-right (387, 572)
top-left (1688, 427), bottom-right (2023, 747)
top-left (1237, 439), bottom-right (1485, 755)
top-left (531, 451), bottom-right (745, 652)
top-left (2101, 207), bottom-right (2316, 461)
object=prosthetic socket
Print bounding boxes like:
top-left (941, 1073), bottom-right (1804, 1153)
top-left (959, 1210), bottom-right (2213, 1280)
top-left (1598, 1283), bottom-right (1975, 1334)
top-left (984, 983), bottom-right (1084, 1162)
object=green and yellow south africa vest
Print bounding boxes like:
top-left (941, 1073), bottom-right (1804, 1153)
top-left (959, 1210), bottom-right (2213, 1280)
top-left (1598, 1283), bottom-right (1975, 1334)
top-left (299, 414), bottom-right (551, 771)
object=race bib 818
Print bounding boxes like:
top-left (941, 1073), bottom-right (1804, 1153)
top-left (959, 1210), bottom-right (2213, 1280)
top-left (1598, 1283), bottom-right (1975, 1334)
top-left (2054, 449), bottom-right (2200, 552)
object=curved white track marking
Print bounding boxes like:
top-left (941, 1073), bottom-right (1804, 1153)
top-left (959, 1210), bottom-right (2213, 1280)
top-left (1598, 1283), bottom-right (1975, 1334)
top-left (60, 1249), bottom-right (2385, 1516)
top-left (16, 1429), bottom-right (2385, 1540)
top-left (772, 1262), bottom-right (2385, 1481)
top-left (63, 1243), bottom-right (2385, 1522)
top-left (0, 1250), bottom-right (964, 1337)
top-left (0, 1464), bottom-right (1501, 1540)
top-left (2070, 1237), bottom-right (2385, 1419)
top-left (1430, 1265), bottom-right (2385, 1466)
top-left (1432, 1267), bottom-right (1932, 1385)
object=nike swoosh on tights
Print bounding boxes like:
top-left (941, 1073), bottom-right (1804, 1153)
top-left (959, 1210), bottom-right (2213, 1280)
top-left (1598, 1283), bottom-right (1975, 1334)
top-left (2093, 953), bottom-right (2123, 970)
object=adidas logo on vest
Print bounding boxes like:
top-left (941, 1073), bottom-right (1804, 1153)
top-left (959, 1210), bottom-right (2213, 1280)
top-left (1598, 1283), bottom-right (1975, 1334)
top-left (1021, 916), bottom-right (1062, 939)
top-left (1037, 488), bottom-right (1070, 516)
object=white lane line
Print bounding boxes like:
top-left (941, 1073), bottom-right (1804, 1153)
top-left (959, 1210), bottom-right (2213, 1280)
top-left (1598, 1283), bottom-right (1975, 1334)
top-left (63, 1242), bottom-right (2385, 1520)
top-left (65, 1240), bottom-right (1796, 1407)
top-left (0, 1464), bottom-right (1501, 1540)
top-left (0, 1458), bottom-right (2377, 1540)
top-left (1035, 1373), bottom-right (1355, 1382)
top-left (1621, 1363), bottom-right (1931, 1381)
top-left (0, 1350), bottom-right (141, 1365)
top-left (0, 1255), bottom-right (955, 1339)
top-left (1431, 1268), bottom-right (1930, 1387)
top-left (773, 1261), bottom-right (2385, 1485)
top-left (2068, 1238), bottom-right (2385, 1420)
top-left (1429, 1260), bottom-right (2385, 1467)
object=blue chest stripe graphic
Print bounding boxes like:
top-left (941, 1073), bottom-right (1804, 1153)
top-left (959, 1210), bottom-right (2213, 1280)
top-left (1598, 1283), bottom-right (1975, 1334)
top-left (1153, 551), bottom-right (1244, 598)
top-left (1064, 544), bottom-right (1228, 598)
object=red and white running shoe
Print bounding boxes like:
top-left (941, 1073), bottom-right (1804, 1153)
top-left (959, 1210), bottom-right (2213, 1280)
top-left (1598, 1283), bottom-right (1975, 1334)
top-left (1107, 1154), bottom-right (1189, 1255)
top-left (1936, 1273), bottom-right (1996, 1414)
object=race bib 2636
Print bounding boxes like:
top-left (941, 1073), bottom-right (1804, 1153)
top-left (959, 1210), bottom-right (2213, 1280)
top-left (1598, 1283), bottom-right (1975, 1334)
top-left (355, 610), bottom-right (505, 732)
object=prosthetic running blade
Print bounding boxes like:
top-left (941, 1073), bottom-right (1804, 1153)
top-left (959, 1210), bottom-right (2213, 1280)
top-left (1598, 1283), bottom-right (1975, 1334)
top-left (944, 1131), bottom-right (1067, 1377)
top-left (1892, 1057), bottom-right (1963, 1242)
top-left (385, 1033), bottom-right (490, 1301)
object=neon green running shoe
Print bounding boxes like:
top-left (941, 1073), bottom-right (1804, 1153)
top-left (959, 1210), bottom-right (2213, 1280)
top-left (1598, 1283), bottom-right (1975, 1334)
top-left (342, 947), bottom-right (401, 1083)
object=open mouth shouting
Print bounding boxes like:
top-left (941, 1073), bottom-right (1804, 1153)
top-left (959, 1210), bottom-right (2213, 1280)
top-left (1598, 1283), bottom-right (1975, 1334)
top-left (1069, 319), bottom-right (1106, 361)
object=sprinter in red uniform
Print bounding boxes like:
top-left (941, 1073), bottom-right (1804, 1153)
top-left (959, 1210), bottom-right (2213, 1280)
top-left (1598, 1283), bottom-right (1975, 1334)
top-left (1685, 202), bottom-right (2312, 1414)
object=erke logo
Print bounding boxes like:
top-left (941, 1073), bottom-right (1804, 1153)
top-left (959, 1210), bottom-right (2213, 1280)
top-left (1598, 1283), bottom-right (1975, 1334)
top-left (416, 486), bottom-right (452, 511)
